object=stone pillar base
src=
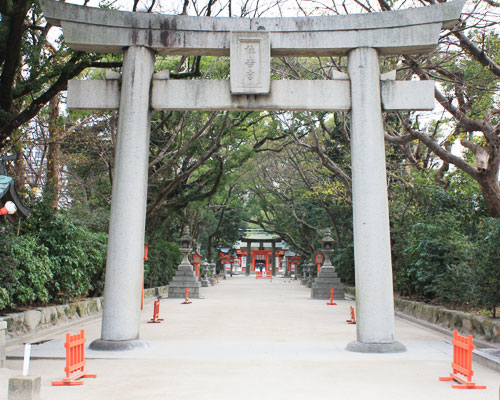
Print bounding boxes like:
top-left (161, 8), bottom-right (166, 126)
top-left (167, 263), bottom-right (201, 298)
top-left (345, 340), bottom-right (407, 353)
top-left (8, 375), bottom-right (41, 400)
top-left (311, 267), bottom-right (345, 299)
top-left (89, 338), bottom-right (149, 351)
top-left (0, 320), bottom-right (6, 368)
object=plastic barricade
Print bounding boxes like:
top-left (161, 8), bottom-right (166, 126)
top-left (52, 330), bottom-right (96, 386)
top-left (148, 299), bottom-right (164, 323)
top-left (346, 306), bottom-right (356, 324)
top-left (439, 330), bottom-right (486, 389)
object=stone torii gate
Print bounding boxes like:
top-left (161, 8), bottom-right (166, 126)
top-left (40, 0), bottom-right (464, 353)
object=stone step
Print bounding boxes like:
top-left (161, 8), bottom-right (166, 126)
top-left (313, 282), bottom-right (344, 290)
top-left (317, 272), bottom-right (339, 278)
top-left (315, 277), bottom-right (342, 284)
top-left (169, 281), bottom-right (201, 287)
top-left (311, 287), bottom-right (345, 299)
top-left (167, 286), bottom-right (200, 298)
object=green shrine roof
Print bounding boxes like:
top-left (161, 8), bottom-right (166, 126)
top-left (0, 176), bottom-right (13, 198)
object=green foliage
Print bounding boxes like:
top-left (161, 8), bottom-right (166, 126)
top-left (473, 218), bottom-right (500, 317)
top-left (21, 201), bottom-right (108, 300)
top-left (10, 235), bottom-right (54, 305)
top-left (144, 240), bottom-right (182, 288)
top-left (0, 232), bottom-right (53, 310)
top-left (0, 200), bottom-right (108, 312)
top-left (396, 217), bottom-right (474, 301)
top-left (332, 242), bottom-right (354, 285)
top-left (391, 170), bottom-right (488, 306)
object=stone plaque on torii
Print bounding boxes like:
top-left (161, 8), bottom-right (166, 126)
top-left (39, 0), bottom-right (465, 353)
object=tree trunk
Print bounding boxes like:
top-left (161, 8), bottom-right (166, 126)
top-left (13, 149), bottom-right (25, 195)
top-left (45, 95), bottom-right (61, 208)
top-left (477, 176), bottom-right (500, 218)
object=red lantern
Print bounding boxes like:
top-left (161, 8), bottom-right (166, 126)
top-left (315, 252), bottom-right (323, 274)
top-left (191, 252), bottom-right (202, 277)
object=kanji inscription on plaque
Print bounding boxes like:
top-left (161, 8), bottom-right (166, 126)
top-left (230, 32), bottom-right (270, 95)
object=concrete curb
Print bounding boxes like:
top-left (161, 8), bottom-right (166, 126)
top-left (1, 285), bottom-right (169, 355)
top-left (396, 311), bottom-right (500, 372)
top-left (346, 285), bottom-right (500, 372)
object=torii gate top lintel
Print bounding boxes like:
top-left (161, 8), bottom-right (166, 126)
top-left (40, 0), bottom-right (464, 57)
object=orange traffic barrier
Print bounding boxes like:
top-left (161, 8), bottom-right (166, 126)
top-left (148, 299), bottom-right (164, 323)
top-left (346, 306), bottom-right (356, 324)
top-left (265, 270), bottom-right (272, 279)
top-left (439, 330), bottom-right (486, 389)
top-left (326, 288), bottom-right (337, 305)
top-left (181, 288), bottom-right (192, 304)
top-left (256, 271), bottom-right (263, 279)
top-left (51, 330), bottom-right (96, 386)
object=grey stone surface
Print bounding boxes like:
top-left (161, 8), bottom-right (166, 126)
top-left (40, 0), bottom-right (464, 56)
top-left (246, 241), bottom-right (252, 276)
top-left (311, 266), bottom-right (345, 300)
top-left (38, 307), bottom-right (57, 327)
top-left (393, 296), bottom-right (500, 344)
top-left (473, 348), bottom-right (500, 373)
top-left (348, 47), bottom-right (399, 346)
top-left (381, 80), bottom-right (434, 111)
top-left (0, 320), bottom-right (6, 368)
top-left (70, 79), bottom-right (434, 112)
top-left (97, 45), bottom-right (155, 346)
top-left (22, 311), bottom-right (41, 333)
top-left (42, 0), bottom-right (467, 356)
top-left (168, 262), bottom-right (201, 299)
top-left (8, 375), bottom-right (41, 400)
top-left (68, 79), bottom-right (119, 110)
top-left (5, 276), bottom-right (500, 399)
top-left (230, 32), bottom-right (270, 94)
top-left (89, 339), bottom-right (150, 351)
top-left (345, 340), bottom-right (407, 353)
top-left (154, 80), bottom-right (351, 111)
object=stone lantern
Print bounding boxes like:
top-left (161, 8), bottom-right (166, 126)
top-left (167, 226), bottom-right (201, 299)
top-left (311, 228), bottom-right (344, 300)
top-left (320, 228), bottom-right (334, 267)
top-left (283, 250), bottom-right (293, 277)
top-left (301, 262), bottom-right (309, 285)
top-left (303, 262), bottom-right (313, 287)
top-left (209, 262), bottom-right (217, 285)
top-left (308, 262), bottom-right (316, 288)
top-left (201, 260), bottom-right (210, 287)
top-left (179, 226), bottom-right (192, 264)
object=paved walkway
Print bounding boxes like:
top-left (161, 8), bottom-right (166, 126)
top-left (2, 275), bottom-right (499, 399)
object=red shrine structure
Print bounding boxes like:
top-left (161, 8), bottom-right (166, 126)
top-left (219, 230), bottom-right (299, 276)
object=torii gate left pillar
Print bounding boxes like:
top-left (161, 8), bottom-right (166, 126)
top-left (91, 46), bottom-right (155, 350)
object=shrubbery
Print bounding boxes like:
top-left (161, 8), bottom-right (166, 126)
top-left (0, 201), bottom-right (107, 312)
top-left (391, 172), bottom-right (500, 315)
top-left (0, 234), bottom-right (53, 310)
top-left (0, 200), bottom-right (183, 312)
top-left (144, 239), bottom-right (182, 288)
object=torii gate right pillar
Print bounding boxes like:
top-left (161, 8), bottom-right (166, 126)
top-left (346, 48), bottom-right (405, 353)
